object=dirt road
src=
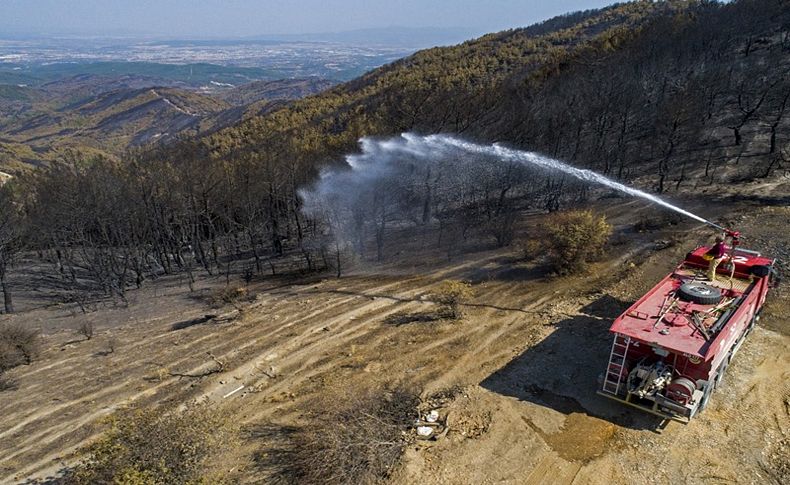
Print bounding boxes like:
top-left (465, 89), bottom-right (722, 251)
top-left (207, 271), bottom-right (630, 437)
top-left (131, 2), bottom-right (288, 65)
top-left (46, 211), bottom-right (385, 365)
top-left (0, 199), bottom-right (787, 484)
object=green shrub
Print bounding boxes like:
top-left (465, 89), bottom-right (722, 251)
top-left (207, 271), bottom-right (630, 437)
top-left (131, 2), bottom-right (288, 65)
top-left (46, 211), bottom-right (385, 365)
top-left (431, 280), bottom-right (474, 319)
top-left (545, 210), bottom-right (612, 274)
top-left (520, 239), bottom-right (543, 260)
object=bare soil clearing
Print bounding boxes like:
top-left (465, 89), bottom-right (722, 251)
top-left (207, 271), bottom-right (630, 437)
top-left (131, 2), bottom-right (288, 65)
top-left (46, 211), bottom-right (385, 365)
top-left (0, 185), bottom-right (788, 484)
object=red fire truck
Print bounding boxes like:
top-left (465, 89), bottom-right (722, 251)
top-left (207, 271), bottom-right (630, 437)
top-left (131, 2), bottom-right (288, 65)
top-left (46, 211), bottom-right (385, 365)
top-left (598, 231), bottom-right (779, 422)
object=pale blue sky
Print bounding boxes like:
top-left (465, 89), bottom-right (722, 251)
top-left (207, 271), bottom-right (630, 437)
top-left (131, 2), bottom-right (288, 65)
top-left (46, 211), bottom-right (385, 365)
top-left (1, 0), bottom-right (616, 38)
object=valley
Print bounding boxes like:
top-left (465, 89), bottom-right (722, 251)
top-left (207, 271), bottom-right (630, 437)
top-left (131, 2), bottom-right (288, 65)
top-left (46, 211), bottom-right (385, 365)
top-left (0, 75), bottom-right (335, 171)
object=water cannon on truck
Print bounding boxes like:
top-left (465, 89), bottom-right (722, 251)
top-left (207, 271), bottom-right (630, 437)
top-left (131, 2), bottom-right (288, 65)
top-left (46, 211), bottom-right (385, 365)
top-left (597, 227), bottom-right (779, 422)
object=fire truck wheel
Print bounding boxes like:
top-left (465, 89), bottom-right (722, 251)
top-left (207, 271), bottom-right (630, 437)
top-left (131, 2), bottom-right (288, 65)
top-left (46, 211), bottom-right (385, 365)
top-left (751, 265), bottom-right (771, 277)
top-left (678, 282), bottom-right (722, 305)
top-left (698, 384), bottom-right (713, 413)
top-left (745, 315), bottom-right (757, 336)
top-left (714, 359), bottom-right (729, 387)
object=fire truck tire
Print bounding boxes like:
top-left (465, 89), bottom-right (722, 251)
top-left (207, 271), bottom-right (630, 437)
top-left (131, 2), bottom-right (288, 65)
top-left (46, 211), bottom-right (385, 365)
top-left (698, 384), bottom-right (713, 413)
top-left (745, 315), bottom-right (757, 336)
top-left (751, 265), bottom-right (771, 277)
top-left (714, 359), bottom-right (729, 387)
top-left (678, 282), bottom-right (722, 305)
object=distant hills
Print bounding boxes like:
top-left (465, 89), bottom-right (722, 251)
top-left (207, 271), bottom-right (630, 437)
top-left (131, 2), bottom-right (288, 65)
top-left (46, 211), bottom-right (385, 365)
top-left (0, 30), bottom-right (434, 170)
top-left (0, 76), bottom-right (335, 171)
top-left (2, 0), bottom-right (788, 188)
top-left (255, 26), bottom-right (480, 47)
top-left (216, 78), bottom-right (335, 106)
top-left (0, 24), bottom-right (468, 171)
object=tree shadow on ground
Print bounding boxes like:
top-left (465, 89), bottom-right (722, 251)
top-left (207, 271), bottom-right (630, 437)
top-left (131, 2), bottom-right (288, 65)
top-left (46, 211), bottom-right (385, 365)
top-left (0, 376), bottom-right (18, 392)
top-left (481, 294), bottom-right (667, 431)
top-left (716, 193), bottom-right (790, 207)
top-left (247, 423), bottom-right (300, 481)
top-left (383, 309), bottom-right (445, 326)
top-left (18, 472), bottom-right (68, 484)
top-left (464, 256), bottom-right (547, 284)
top-left (171, 314), bottom-right (216, 330)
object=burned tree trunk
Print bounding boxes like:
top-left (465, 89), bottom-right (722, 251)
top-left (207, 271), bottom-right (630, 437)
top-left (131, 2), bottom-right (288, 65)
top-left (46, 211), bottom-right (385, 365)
top-left (1, 272), bottom-right (12, 314)
top-left (0, 185), bottom-right (19, 314)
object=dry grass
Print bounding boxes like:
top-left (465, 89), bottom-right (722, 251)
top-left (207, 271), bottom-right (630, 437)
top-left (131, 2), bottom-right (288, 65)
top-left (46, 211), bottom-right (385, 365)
top-left (0, 322), bottom-right (40, 372)
top-left (257, 386), bottom-right (419, 485)
top-left (520, 239), bottom-right (544, 260)
top-left (77, 321), bottom-right (94, 340)
top-left (65, 404), bottom-right (237, 484)
top-left (207, 286), bottom-right (253, 308)
top-left (0, 323), bottom-right (40, 391)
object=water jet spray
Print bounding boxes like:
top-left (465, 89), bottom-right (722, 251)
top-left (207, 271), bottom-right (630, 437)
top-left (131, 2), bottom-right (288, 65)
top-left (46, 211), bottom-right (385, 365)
top-left (403, 133), bottom-right (735, 235)
top-left (301, 133), bottom-right (740, 247)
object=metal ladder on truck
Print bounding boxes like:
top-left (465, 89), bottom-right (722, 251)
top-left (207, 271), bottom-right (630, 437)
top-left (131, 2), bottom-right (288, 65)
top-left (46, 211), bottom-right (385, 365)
top-left (602, 333), bottom-right (631, 395)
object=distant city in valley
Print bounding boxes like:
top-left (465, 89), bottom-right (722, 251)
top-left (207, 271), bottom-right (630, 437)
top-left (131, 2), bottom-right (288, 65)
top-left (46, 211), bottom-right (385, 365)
top-left (0, 27), bottom-right (477, 86)
top-left (0, 28), bottom-right (478, 170)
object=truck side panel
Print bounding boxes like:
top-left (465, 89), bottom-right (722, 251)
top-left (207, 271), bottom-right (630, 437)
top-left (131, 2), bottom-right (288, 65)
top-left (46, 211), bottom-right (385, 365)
top-left (706, 275), bottom-right (767, 374)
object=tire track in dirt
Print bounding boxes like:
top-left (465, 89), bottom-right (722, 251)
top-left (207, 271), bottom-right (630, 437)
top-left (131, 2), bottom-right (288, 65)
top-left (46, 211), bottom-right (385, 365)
top-left (0, 293), bottom-right (361, 436)
top-left (0, 241), bottom-right (686, 482)
top-left (0, 277), bottom-right (432, 481)
top-left (4, 264), bottom-right (540, 481)
top-left (0, 298), bottom-right (333, 469)
top-left (211, 277), bottom-right (455, 424)
top-left (209, 296), bottom-right (424, 410)
top-left (226, 278), bottom-right (540, 428)
top-left (1, 302), bottom-right (360, 468)
top-left (236, 275), bottom-right (522, 391)
top-left (410, 281), bottom-right (555, 393)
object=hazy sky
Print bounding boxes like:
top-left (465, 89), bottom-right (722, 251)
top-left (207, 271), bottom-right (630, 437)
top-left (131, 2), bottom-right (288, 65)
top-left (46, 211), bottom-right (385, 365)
top-left (2, 0), bottom-right (616, 38)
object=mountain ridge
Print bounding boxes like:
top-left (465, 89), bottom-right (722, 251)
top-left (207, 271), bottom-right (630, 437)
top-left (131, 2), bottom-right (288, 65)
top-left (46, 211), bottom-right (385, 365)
top-left (0, 77), bottom-right (336, 170)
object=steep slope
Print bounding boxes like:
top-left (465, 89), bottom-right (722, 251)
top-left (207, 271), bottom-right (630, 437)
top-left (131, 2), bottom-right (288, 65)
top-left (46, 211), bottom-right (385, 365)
top-left (217, 77), bottom-right (336, 106)
top-left (201, 0), bottom-right (789, 190)
top-left (11, 1), bottom-right (789, 299)
top-left (14, 0), bottom-right (771, 309)
top-left (202, 1), bottom-right (672, 156)
top-left (0, 87), bottom-right (229, 165)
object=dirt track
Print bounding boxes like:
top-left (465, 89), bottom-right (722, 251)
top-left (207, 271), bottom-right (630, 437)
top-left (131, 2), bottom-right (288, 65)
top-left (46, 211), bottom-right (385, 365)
top-left (0, 190), bottom-right (788, 484)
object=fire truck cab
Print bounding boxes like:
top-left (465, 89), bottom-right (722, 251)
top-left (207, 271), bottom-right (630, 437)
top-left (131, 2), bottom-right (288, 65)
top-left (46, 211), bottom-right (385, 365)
top-left (597, 242), bottom-right (778, 422)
